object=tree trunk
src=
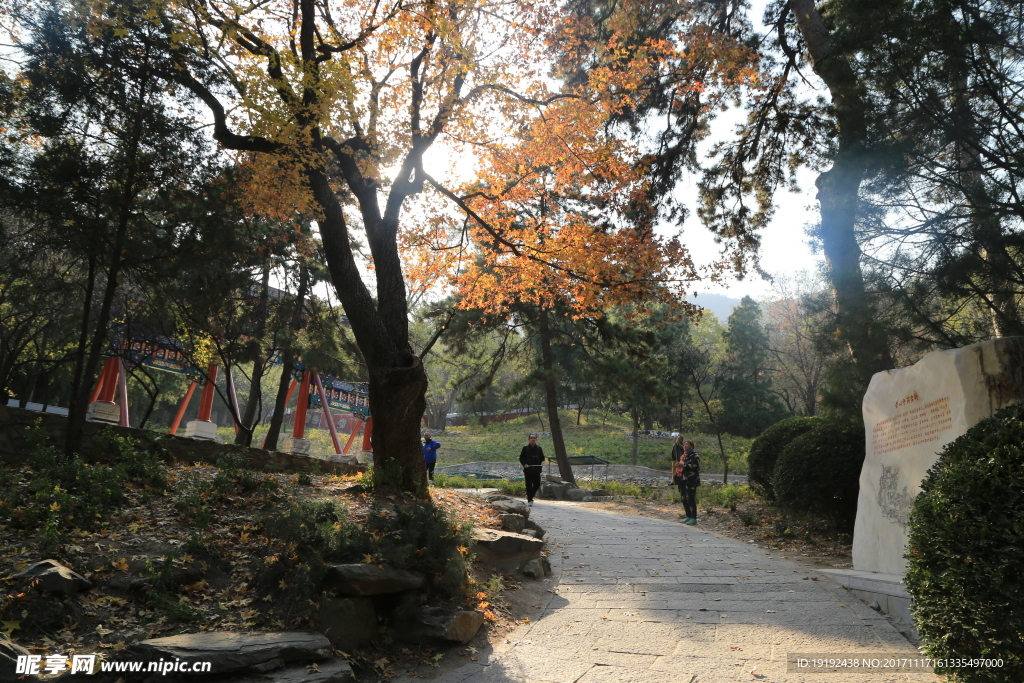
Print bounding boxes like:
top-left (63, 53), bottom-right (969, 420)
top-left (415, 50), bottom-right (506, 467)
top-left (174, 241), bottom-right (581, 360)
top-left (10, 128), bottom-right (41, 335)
top-left (236, 359), bottom-right (266, 446)
top-left (538, 309), bottom-right (575, 484)
top-left (716, 430), bottom-right (728, 484)
top-left (264, 356), bottom-right (293, 451)
top-left (949, 70), bottom-right (1024, 337)
top-left (630, 406), bottom-right (640, 466)
top-left (367, 358), bottom-right (429, 493)
top-left (789, 0), bottom-right (894, 384)
top-left (237, 260), bottom-right (272, 445)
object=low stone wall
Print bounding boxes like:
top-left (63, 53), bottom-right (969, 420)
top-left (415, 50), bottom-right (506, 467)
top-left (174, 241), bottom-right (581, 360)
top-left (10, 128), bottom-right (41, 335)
top-left (0, 405), bottom-right (365, 476)
top-left (436, 461), bottom-right (748, 486)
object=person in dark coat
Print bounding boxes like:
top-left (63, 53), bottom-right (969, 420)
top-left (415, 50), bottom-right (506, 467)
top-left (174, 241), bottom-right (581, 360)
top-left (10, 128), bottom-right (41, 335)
top-left (676, 440), bottom-right (701, 524)
top-left (423, 433), bottom-right (440, 481)
top-left (670, 435), bottom-right (687, 469)
top-left (519, 433), bottom-right (546, 506)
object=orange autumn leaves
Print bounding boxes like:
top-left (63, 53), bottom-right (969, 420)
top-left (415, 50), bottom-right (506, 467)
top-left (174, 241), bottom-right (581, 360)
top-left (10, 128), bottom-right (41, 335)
top-left (399, 0), bottom-right (758, 317)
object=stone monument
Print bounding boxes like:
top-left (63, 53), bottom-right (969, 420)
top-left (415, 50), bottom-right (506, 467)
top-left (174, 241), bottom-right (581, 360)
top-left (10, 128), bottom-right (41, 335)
top-left (824, 337), bottom-right (1024, 624)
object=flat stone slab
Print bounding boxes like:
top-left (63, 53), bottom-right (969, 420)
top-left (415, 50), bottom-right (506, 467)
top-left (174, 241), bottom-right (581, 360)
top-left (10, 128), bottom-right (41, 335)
top-left (486, 495), bottom-right (530, 518)
top-left (1, 634), bottom-right (32, 683)
top-left (325, 563), bottom-right (425, 596)
top-left (128, 632), bottom-right (332, 674)
top-left (471, 529), bottom-right (543, 556)
top-left (14, 559), bottom-right (93, 596)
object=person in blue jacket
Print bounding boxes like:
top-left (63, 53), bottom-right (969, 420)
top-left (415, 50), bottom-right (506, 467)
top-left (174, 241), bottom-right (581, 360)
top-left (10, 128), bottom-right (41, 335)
top-left (423, 433), bottom-right (441, 481)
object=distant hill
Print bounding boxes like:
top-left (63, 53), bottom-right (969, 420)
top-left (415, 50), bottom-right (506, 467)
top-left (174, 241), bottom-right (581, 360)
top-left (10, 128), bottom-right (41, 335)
top-left (689, 292), bottom-right (742, 322)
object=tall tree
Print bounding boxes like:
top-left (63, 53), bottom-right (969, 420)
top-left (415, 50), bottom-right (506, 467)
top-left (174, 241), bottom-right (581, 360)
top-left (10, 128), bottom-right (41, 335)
top-left (719, 296), bottom-right (788, 437)
top-left (4, 5), bottom-right (223, 454)
top-left (81, 0), bottom-right (751, 493)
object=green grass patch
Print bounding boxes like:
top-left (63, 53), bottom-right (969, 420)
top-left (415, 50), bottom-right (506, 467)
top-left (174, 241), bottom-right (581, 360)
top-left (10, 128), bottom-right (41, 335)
top-left (213, 409), bottom-right (753, 475)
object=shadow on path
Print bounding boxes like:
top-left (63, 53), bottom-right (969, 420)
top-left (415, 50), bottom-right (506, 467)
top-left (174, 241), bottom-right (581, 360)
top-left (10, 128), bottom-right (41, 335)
top-left (393, 501), bottom-right (939, 683)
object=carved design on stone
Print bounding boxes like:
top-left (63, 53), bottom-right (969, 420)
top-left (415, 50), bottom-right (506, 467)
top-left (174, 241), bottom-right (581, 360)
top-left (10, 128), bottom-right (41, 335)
top-left (876, 465), bottom-right (914, 527)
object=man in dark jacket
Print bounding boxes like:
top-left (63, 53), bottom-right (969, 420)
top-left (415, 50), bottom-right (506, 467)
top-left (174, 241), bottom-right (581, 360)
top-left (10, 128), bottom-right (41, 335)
top-left (519, 433), bottom-right (545, 506)
top-left (423, 433), bottom-right (440, 481)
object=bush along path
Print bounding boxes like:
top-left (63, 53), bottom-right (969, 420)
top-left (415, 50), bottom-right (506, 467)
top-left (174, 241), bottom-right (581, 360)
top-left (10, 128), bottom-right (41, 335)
top-left (0, 427), bottom-right (550, 682)
top-left (391, 500), bottom-right (940, 683)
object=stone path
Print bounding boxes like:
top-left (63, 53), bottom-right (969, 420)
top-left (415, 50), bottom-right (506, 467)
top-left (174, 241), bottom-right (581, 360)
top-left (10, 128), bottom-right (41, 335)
top-left (396, 500), bottom-right (942, 683)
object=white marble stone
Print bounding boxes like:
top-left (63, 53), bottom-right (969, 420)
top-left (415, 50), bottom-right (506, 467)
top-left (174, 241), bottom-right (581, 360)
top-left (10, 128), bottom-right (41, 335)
top-left (86, 401), bottom-right (119, 424)
top-left (183, 419), bottom-right (218, 441)
top-left (280, 436), bottom-right (312, 455)
top-left (855, 337), bottom-right (1024, 575)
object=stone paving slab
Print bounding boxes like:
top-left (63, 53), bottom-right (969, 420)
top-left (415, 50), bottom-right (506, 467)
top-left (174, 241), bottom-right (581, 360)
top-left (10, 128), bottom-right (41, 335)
top-left (392, 501), bottom-right (939, 683)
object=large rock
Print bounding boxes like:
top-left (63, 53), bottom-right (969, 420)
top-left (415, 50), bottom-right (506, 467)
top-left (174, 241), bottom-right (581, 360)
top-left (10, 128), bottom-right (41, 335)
top-left (1, 634), bottom-right (34, 683)
top-left (855, 337), bottom-right (1024, 575)
top-left (486, 496), bottom-right (529, 518)
top-left (499, 514), bottom-right (526, 534)
top-left (538, 482), bottom-right (571, 500)
top-left (521, 557), bottom-right (552, 580)
top-left (397, 608), bottom-right (484, 645)
top-left (524, 519), bottom-right (545, 540)
top-left (563, 488), bottom-right (590, 502)
top-left (14, 560), bottom-right (92, 596)
top-left (324, 564), bottom-right (425, 596)
top-left (317, 597), bottom-right (377, 650)
top-left (471, 529), bottom-right (544, 571)
top-left (128, 632), bottom-right (332, 675)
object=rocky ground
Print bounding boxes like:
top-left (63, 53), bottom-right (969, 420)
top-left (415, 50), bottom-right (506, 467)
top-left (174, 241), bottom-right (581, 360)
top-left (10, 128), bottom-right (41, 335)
top-left (0, 464), bottom-right (550, 681)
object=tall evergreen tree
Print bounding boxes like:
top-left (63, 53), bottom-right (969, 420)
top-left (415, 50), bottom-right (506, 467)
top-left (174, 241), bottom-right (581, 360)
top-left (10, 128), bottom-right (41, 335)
top-left (720, 297), bottom-right (788, 437)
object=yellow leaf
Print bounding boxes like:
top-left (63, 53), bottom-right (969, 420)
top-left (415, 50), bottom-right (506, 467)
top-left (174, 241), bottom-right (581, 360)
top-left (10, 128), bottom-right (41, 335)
top-left (361, 554), bottom-right (374, 563)
top-left (111, 558), bottom-right (129, 571)
top-left (1, 621), bottom-right (20, 638)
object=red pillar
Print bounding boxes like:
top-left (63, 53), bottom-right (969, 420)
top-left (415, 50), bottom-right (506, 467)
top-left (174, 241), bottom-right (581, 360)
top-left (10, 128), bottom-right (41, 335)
top-left (97, 357), bottom-right (120, 404)
top-left (361, 416), bottom-right (373, 452)
top-left (292, 371), bottom-right (312, 439)
top-left (89, 357), bottom-right (118, 405)
top-left (314, 373), bottom-right (343, 454)
top-left (169, 382), bottom-right (198, 435)
top-left (341, 421), bottom-right (362, 455)
top-left (117, 358), bottom-right (130, 428)
top-left (196, 364), bottom-right (219, 422)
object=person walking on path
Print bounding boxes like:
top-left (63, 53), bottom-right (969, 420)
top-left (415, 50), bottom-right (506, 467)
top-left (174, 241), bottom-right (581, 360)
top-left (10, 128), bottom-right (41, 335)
top-left (676, 439), bottom-right (700, 524)
top-left (423, 433), bottom-right (440, 481)
top-left (670, 435), bottom-right (686, 468)
top-left (519, 433), bottom-right (546, 506)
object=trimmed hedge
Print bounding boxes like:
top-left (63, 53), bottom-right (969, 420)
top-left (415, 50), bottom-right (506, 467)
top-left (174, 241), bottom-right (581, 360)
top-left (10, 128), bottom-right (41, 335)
top-left (772, 420), bottom-right (865, 529)
top-left (748, 416), bottom-right (822, 499)
top-left (904, 402), bottom-right (1024, 682)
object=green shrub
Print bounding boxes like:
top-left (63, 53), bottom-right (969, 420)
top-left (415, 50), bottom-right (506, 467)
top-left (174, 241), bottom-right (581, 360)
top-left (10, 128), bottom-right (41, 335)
top-left (261, 498), bottom-right (473, 599)
top-left (748, 417), bottom-right (822, 500)
top-left (905, 402), bottom-right (1024, 682)
top-left (596, 480), bottom-right (644, 497)
top-left (493, 479), bottom-right (526, 496)
top-left (0, 424), bottom-right (170, 541)
top-left (212, 453), bottom-right (278, 495)
top-left (433, 473), bottom-right (483, 489)
top-left (89, 429), bottom-right (169, 490)
top-left (697, 483), bottom-right (753, 511)
top-left (772, 420), bottom-right (864, 529)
